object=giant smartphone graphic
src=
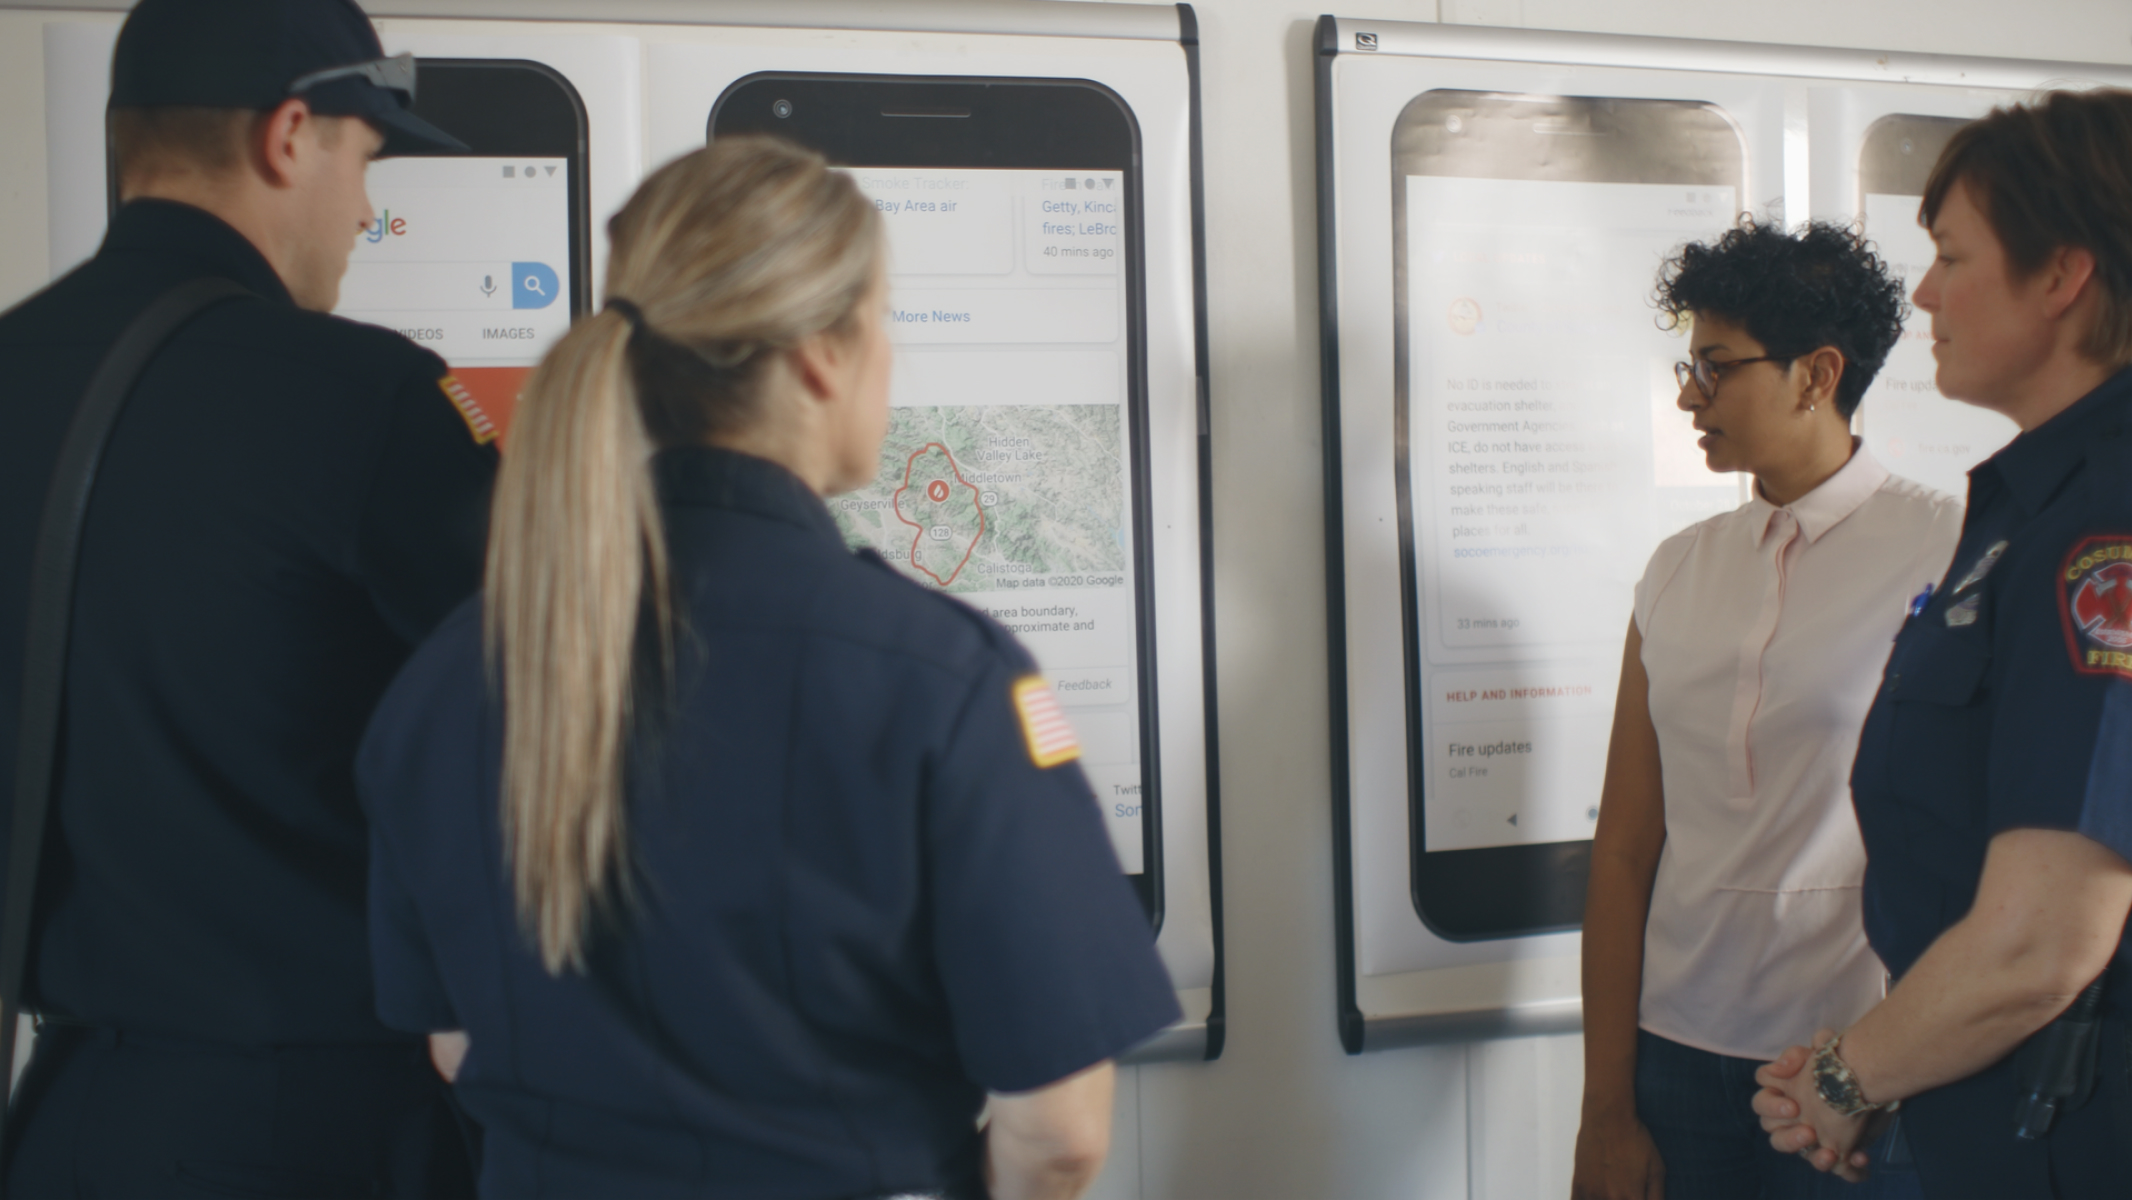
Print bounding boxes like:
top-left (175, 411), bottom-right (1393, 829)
top-left (1392, 91), bottom-right (1747, 938)
top-left (1854, 113), bottom-right (2013, 498)
top-left (335, 60), bottom-right (591, 439)
top-left (710, 76), bottom-right (1159, 915)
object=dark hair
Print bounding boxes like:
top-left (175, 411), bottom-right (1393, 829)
top-left (1654, 219), bottom-right (1908, 419)
top-left (108, 106), bottom-right (260, 187)
top-left (1920, 88), bottom-right (2132, 367)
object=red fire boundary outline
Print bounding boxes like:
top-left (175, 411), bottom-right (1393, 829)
top-left (891, 442), bottom-right (986, 586)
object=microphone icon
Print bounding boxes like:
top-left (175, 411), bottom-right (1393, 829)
top-left (480, 274), bottom-right (496, 297)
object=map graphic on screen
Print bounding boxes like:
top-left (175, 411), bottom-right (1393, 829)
top-left (839, 405), bottom-right (1126, 594)
top-left (837, 168), bottom-right (1146, 871)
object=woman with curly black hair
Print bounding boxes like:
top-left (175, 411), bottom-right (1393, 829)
top-left (1570, 220), bottom-right (1960, 1200)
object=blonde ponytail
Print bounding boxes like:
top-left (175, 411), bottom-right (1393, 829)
top-left (488, 136), bottom-right (880, 973)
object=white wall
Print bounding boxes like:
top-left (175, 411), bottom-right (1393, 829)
top-left (2, 2), bottom-right (2131, 1197)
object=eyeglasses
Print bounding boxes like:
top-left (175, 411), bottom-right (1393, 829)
top-left (1673, 355), bottom-right (1788, 400)
top-left (288, 52), bottom-right (416, 103)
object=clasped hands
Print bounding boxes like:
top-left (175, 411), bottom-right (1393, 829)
top-left (1751, 1028), bottom-right (1887, 1183)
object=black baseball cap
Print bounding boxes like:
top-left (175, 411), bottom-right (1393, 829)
top-left (110, 0), bottom-right (466, 155)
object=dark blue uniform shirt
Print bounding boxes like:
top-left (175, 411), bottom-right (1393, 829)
top-left (1852, 367), bottom-right (2132, 1192)
top-left (357, 446), bottom-right (1180, 1199)
top-left (0, 200), bottom-right (496, 1047)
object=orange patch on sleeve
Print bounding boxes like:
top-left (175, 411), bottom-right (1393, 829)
top-left (437, 367), bottom-right (533, 447)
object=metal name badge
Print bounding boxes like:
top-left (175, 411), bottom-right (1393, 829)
top-left (1946, 594), bottom-right (1982, 627)
top-left (1953, 540), bottom-right (2010, 596)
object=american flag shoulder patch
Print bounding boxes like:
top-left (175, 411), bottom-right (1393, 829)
top-left (1011, 675), bottom-right (1080, 769)
top-left (438, 374), bottom-right (498, 445)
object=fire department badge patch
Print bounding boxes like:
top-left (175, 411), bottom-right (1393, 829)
top-left (2061, 537), bottom-right (2132, 677)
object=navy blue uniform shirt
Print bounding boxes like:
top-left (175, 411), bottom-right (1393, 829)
top-left (0, 200), bottom-right (496, 1047)
top-left (358, 446), bottom-right (1180, 1199)
top-left (1852, 367), bottom-right (2132, 1191)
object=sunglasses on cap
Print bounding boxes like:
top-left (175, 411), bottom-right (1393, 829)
top-left (287, 52), bottom-right (416, 103)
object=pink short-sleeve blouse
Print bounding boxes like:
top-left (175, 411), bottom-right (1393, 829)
top-left (1632, 443), bottom-right (1963, 1060)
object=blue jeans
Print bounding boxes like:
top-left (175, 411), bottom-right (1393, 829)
top-left (1636, 1028), bottom-right (1922, 1200)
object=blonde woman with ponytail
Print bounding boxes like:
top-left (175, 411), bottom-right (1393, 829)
top-left (354, 136), bottom-right (1178, 1200)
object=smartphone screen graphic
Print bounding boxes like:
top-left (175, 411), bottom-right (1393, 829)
top-left (325, 60), bottom-right (590, 440)
top-left (337, 156), bottom-right (571, 435)
top-left (841, 166), bottom-right (1143, 870)
top-left (1854, 114), bottom-right (2014, 497)
top-left (710, 77), bottom-right (1156, 898)
top-left (1393, 91), bottom-right (1747, 938)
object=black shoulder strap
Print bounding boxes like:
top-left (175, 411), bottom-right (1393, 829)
top-left (2, 277), bottom-right (253, 1098)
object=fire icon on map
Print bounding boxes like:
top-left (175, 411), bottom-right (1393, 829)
top-left (892, 443), bottom-right (986, 587)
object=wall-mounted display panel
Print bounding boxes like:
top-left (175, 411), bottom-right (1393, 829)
top-left (1391, 90), bottom-right (1751, 941)
top-left (1317, 15), bottom-right (2132, 1053)
top-left (1807, 88), bottom-right (2034, 498)
top-left (713, 76), bottom-right (1152, 884)
top-left (636, 11), bottom-right (1221, 1061)
top-left (19, 0), bottom-right (1220, 1064)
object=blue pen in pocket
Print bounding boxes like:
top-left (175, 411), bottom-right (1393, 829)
top-left (1906, 582), bottom-right (1935, 620)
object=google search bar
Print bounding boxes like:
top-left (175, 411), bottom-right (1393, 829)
top-left (337, 261), bottom-right (560, 312)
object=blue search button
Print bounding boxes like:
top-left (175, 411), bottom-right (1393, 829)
top-left (512, 262), bottom-right (559, 309)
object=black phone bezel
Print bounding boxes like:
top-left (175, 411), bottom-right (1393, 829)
top-left (399, 59), bottom-right (594, 320)
top-left (709, 73), bottom-right (1164, 927)
top-left (1857, 113), bottom-right (1969, 207)
top-left (1388, 89), bottom-right (1746, 941)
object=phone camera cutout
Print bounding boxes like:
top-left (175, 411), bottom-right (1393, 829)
top-left (772, 99), bottom-right (794, 119)
top-left (1445, 115), bottom-right (1464, 134)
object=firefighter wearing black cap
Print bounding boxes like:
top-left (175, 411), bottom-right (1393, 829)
top-left (0, 1), bottom-right (491, 1194)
